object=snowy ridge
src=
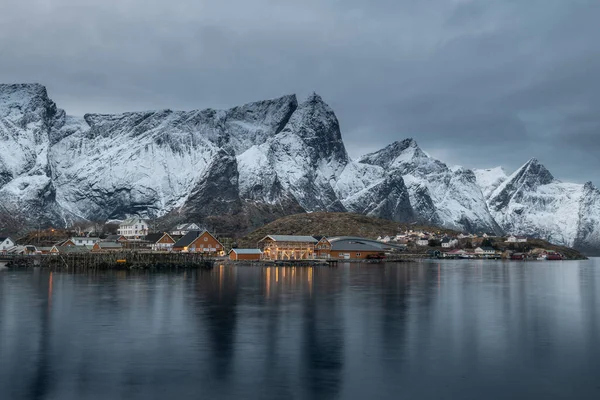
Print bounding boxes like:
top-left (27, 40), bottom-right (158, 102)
top-left (473, 167), bottom-right (507, 199)
top-left (486, 159), bottom-right (600, 249)
top-left (358, 139), bottom-right (502, 234)
top-left (1, 83), bottom-right (599, 252)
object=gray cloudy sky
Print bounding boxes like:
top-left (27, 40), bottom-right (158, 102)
top-left (1, 0), bottom-right (599, 182)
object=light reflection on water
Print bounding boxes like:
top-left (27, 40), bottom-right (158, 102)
top-left (1, 259), bottom-right (600, 400)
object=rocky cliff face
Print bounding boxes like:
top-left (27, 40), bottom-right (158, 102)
top-left (1, 83), bottom-right (600, 252)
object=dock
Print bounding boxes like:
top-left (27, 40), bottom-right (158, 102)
top-left (1, 252), bottom-right (215, 270)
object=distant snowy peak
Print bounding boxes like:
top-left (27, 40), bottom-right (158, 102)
top-left (489, 158), bottom-right (555, 209)
top-left (357, 138), bottom-right (427, 169)
top-left (0, 83), bottom-right (51, 118)
top-left (473, 167), bottom-right (508, 199)
top-left (357, 138), bottom-right (501, 234)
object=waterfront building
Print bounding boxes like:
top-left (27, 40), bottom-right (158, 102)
top-left (315, 237), bottom-right (332, 258)
top-left (258, 235), bottom-right (318, 260)
top-left (0, 236), bottom-right (15, 253)
top-left (92, 242), bottom-right (123, 252)
top-left (474, 246), bottom-right (497, 255)
top-left (229, 249), bottom-right (263, 261)
top-left (104, 234), bottom-right (128, 243)
top-left (145, 232), bottom-right (176, 251)
top-left (71, 237), bottom-right (100, 246)
top-left (117, 218), bottom-right (149, 239)
top-left (172, 230), bottom-right (224, 256)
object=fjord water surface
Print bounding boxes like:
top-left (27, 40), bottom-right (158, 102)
top-left (1, 259), bottom-right (599, 400)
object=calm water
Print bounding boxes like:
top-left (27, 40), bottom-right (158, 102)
top-left (1, 259), bottom-right (600, 400)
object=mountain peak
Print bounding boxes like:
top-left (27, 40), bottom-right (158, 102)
top-left (517, 158), bottom-right (554, 185)
top-left (488, 158), bottom-right (555, 210)
top-left (0, 83), bottom-right (52, 116)
top-left (390, 138), bottom-right (419, 151)
top-left (358, 138), bottom-right (428, 169)
top-left (306, 91), bottom-right (323, 102)
top-left (0, 82), bottom-right (47, 94)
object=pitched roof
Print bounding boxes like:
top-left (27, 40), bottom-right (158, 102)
top-left (120, 218), bottom-right (146, 226)
top-left (145, 233), bottom-right (166, 243)
top-left (173, 230), bottom-right (220, 248)
top-left (174, 223), bottom-right (201, 231)
top-left (54, 238), bottom-right (74, 246)
top-left (229, 249), bottom-right (263, 255)
top-left (105, 234), bottom-right (125, 241)
top-left (260, 235), bottom-right (318, 243)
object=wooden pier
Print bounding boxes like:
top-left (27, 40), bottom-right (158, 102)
top-left (1, 252), bottom-right (215, 270)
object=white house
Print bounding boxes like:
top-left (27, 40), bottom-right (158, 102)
top-left (441, 238), bottom-right (459, 248)
top-left (71, 237), bottom-right (100, 247)
top-left (443, 249), bottom-right (467, 258)
top-left (416, 239), bottom-right (430, 246)
top-left (0, 236), bottom-right (15, 253)
top-left (170, 223), bottom-right (202, 236)
top-left (506, 235), bottom-right (528, 243)
top-left (475, 247), bottom-right (497, 255)
top-left (118, 218), bottom-right (149, 239)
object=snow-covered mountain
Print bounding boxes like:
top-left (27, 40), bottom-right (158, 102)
top-left (357, 139), bottom-right (502, 234)
top-left (485, 159), bottom-right (600, 251)
top-left (1, 83), bottom-right (599, 252)
top-left (0, 83), bottom-right (415, 232)
top-left (473, 167), bottom-right (507, 199)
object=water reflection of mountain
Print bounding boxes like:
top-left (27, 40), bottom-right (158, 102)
top-left (2, 261), bottom-right (600, 399)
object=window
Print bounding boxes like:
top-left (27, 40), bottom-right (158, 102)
top-left (204, 237), bottom-right (208, 242)
top-left (356, 253), bottom-right (361, 257)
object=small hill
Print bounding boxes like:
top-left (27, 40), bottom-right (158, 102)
top-left (238, 212), bottom-right (587, 260)
top-left (237, 212), bottom-right (458, 247)
top-left (488, 238), bottom-right (587, 260)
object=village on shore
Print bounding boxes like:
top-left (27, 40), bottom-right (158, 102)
top-left (0, 217), bottom-right (573, 263)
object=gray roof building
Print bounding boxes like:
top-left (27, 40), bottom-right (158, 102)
top-left (229, 249), bottom-right (263, 255)
top-left (331, 241), bottom-right (383, 252)
top-left (260, 235), bottom-right (318, 243)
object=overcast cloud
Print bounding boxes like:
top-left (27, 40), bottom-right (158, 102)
top-left (1, 0), bottom-right (599, 182)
